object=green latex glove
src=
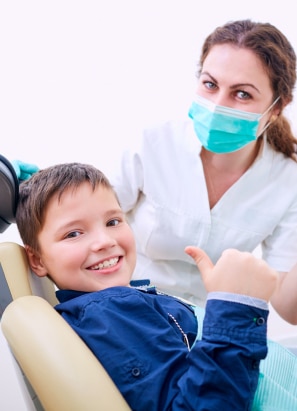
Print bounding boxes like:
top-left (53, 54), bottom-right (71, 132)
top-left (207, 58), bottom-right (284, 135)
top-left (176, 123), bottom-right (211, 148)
top-left (11, 160), bottom-right (39, 181)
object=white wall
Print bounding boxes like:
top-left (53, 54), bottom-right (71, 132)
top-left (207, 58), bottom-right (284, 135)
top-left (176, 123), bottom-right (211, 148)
top-left (1, 0), bottom-right (297, 178)
top-left (1, 0), bottom-right (297, 339)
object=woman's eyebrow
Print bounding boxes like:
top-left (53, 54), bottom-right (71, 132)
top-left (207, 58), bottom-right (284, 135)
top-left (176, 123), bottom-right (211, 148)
top-left (201, 71), bottom-right (261, 94)
top-left (200, 71), bottom-right (217, 82)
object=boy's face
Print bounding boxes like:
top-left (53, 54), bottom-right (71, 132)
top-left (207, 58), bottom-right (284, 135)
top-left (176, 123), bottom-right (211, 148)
top-left (27, 183), bottom-right (136, 292)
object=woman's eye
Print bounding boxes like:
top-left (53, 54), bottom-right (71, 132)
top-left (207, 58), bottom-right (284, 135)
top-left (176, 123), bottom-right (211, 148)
top-left (107, 218), bottom-right (120, 227)
top-left (204, 81), bottom-right (217, 90)
top-left (236, 90), bottom-right (251, 100)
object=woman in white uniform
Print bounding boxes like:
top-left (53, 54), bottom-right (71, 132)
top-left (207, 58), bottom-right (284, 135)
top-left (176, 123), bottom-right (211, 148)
top-left (110, 19), bottom-right (297, 323)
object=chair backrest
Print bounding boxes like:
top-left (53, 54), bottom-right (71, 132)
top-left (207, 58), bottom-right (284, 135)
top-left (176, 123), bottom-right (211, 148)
top-left (1, 295), bottom-right (131, 411)
top-left (0, 241), bottom-right (58, 315)
top-left (0, 154), bottom-right (19, 233)
top-left (0, 242), bottom-right (131, 411)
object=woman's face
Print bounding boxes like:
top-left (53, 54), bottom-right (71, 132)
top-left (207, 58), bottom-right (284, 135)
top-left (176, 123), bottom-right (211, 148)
top-left (196, 44), bottom-right (278, 132)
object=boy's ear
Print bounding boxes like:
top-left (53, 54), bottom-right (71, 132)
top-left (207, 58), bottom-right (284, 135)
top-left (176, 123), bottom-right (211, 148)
top-left (25, 245), bottom-right (48, 278)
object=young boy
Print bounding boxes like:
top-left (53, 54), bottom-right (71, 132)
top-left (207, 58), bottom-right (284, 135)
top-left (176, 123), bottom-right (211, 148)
top-left (16, 162), bottom-right (277, 411)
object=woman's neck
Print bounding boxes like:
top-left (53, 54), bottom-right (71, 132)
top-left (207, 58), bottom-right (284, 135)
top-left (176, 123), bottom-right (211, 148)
top-left (200, 140), bottom-right (261, 209)
top-left (200, 140), bottom-right (261, 174)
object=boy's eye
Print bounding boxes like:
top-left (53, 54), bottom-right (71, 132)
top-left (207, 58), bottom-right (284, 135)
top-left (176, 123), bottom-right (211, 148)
top-left (107, 218), bottom-right (120, 227)
top-left (65, 231), bottom-right (81, 239)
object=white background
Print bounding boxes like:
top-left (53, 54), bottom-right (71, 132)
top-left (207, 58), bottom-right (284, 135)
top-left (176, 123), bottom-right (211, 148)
top-left (1, 0), bottom-right (297, 338)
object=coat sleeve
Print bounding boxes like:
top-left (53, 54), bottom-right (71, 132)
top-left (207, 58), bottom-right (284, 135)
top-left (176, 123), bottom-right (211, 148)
top-left (171, 299), bottom-right (268, 411)
top-left (108, 136), bottom-right (144, 213)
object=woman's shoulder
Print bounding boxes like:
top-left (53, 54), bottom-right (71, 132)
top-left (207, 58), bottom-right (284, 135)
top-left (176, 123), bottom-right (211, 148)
top-left (143, 118), bottom-right (192, 139)
top-left (141, 118), bottom-right (199, 154)
top-left (264, 140), bottom-right (297, 171)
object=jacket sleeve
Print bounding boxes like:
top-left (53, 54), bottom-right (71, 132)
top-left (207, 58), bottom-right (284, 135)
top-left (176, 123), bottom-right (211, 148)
top-left (171, 299), bottom-right (268, 411)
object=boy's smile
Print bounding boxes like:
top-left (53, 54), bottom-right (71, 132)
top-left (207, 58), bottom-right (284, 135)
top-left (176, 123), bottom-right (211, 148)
top-left (27, 182), bottom-right (136, 292)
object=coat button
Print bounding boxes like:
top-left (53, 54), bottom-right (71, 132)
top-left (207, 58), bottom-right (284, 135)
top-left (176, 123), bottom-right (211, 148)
top-left (131, 368), bottom-right (141, 377)
top-left (256, 317), bottom-right (265, 326)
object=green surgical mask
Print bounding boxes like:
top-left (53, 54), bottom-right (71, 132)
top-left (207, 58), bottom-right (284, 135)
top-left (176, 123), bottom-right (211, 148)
top-left (188, 95), bottom-right (279, 154)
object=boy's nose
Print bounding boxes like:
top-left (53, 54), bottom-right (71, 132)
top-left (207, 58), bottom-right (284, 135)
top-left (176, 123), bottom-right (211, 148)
top-left (90, 230), bottom-right (117, 251)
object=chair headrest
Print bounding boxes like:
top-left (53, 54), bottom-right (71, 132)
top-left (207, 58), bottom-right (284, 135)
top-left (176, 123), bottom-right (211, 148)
top-left (0, 155), bottom-right (19, 233)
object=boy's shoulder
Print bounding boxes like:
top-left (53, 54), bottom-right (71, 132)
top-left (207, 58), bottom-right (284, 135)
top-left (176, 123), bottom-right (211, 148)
top-left (55, 281), bottom-right (194, 319)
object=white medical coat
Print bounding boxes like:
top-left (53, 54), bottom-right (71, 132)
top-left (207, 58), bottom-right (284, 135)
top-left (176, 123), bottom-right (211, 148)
top-left (110, 120), bottom-right (297, 305)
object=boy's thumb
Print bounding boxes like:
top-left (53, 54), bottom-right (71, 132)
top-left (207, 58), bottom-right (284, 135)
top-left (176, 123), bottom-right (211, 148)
top-left (185, 246), bottom-right (214, 276)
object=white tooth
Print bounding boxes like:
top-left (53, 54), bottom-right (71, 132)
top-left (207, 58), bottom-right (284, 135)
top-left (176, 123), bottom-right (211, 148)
top-left (92, 257), bottom-right (119, 270)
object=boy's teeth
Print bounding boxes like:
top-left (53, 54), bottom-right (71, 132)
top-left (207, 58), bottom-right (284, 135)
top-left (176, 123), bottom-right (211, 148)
top-left (91, 257), bottom-right (119, 270)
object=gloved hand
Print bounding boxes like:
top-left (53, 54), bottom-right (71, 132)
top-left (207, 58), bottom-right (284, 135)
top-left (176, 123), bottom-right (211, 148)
top-left (11, 160), bottom-right (39, 181)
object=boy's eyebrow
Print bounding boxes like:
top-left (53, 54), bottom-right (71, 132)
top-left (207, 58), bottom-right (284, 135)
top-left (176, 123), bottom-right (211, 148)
top-left (55, 219), bottom-right (84, 233)
top-left (104, 208), bottom-right (125, 218)
top-left (105, 207), bottom-right (125, 218)
top-left (56, 208), bottom-right (124, 231)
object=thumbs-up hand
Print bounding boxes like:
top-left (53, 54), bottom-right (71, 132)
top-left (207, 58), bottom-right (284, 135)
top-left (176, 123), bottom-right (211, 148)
top-left (185, 246), bottom-right (278, 302)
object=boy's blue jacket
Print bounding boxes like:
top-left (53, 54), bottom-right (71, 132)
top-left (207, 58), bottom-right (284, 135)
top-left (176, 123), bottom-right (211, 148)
top-left (55, 285), bottom-right (267, 411)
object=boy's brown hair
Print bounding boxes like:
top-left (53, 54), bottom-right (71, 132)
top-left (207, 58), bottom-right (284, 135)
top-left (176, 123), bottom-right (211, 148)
top-left (16, 163), bottom-right (114, 251)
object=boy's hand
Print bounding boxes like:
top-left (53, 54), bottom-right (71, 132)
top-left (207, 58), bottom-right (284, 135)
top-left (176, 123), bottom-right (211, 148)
top-left (185, 246), bottom-right (278, 302)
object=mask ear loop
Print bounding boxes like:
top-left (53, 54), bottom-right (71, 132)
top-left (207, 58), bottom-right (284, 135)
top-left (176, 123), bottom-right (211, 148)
top-left (256, 97), bottom-right (280, 137)
top-left (263, 96), bottom-right (281, 117)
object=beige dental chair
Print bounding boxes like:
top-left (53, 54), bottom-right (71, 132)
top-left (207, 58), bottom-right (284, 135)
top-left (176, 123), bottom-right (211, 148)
top-left (0, 241), bottom-right (131, 411)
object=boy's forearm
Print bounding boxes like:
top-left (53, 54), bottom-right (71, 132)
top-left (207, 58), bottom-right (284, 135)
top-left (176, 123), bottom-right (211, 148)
top-left (173, 299), bottom-right (268, 411)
